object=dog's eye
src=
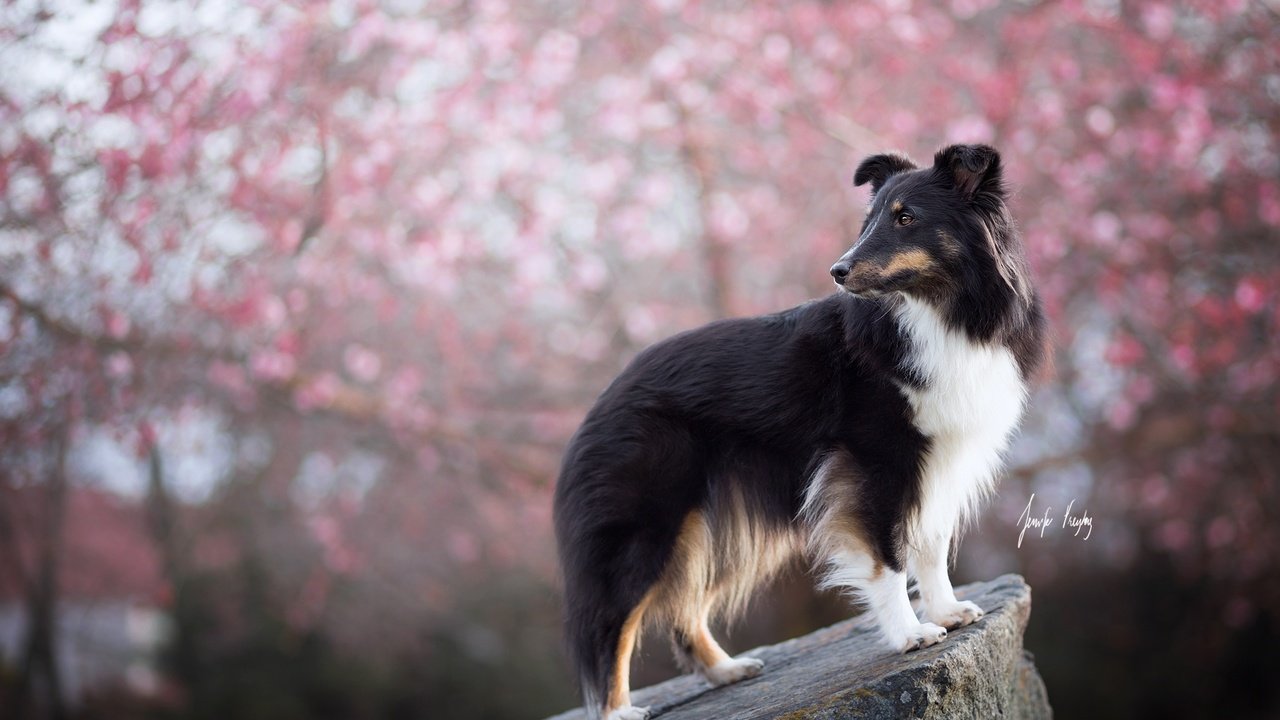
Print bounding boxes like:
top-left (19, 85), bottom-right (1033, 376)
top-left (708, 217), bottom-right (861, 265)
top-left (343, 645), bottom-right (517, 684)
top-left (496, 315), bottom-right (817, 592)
top-left (895, 212), bottom-right (915, 226)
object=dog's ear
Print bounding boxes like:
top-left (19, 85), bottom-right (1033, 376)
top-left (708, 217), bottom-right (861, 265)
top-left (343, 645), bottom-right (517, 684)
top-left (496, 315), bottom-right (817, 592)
top-left (937, 144), bottom-right (1025, 297)
top-left (934, 144), bottom-right (1004, 201)
top-left (853, 153), bottom-right (917, 194)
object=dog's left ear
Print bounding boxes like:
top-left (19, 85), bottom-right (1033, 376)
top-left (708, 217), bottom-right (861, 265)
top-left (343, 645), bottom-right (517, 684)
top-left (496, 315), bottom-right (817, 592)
top-left (934, 144), bottom-right (1004, 201)
top-left (853, 153), bottom-right (917, 195)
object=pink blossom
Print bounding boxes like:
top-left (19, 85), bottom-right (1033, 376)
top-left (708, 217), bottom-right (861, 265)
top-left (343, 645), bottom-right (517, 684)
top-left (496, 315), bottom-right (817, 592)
top-left (343, 344), bottom-right (382, 383)
top-left (1234, 276), bottom-right (1266, 313)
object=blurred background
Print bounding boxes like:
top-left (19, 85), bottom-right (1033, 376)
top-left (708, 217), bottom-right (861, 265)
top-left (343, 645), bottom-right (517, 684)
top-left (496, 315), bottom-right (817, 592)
top-left (1, 0), bottom-right (1277, 718)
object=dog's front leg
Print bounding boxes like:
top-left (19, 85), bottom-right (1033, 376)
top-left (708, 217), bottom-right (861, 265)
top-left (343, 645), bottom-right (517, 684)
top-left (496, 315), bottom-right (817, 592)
top-left (863, 567), bottom-right (949, 652)
top-left (912, 529), bottom-right (984, 630)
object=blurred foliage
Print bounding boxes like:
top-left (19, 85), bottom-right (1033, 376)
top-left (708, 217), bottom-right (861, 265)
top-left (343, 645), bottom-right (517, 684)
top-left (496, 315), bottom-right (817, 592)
top-left (1024, 558), bottom-right (1280, 719)
top-left (1, 0), bottom-right (1277, 718)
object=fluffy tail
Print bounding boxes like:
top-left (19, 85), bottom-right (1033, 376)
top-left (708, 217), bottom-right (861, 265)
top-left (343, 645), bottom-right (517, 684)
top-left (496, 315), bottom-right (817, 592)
top-left (555, 428), bottom-right (681, 718)
top-left (556, 484), bottom-right (658, 718)
top-left (561, 577), bottom-right (613, 718)
top-left (560, 521), bottom-right (655, 719)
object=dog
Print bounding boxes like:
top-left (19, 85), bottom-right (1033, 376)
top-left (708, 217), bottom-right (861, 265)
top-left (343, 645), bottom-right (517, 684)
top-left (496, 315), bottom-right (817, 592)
top-left (553, 144), bottom-right (1046, 720)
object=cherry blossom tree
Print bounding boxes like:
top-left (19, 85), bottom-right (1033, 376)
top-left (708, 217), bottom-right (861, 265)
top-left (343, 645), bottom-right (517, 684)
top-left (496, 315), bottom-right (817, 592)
top-left (1, 0), bottom-right (1276, 717)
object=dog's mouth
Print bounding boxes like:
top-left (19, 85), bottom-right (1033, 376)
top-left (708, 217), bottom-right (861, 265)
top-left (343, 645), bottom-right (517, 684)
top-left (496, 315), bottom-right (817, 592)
top-left (833, 278), bottom-right (887, 298)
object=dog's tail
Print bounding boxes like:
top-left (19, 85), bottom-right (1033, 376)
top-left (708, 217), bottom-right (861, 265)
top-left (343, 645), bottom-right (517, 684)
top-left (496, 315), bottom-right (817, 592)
top-left (558, 525), bottom-right (655, 718)
top-left (555, 466), bottom-right (656, 719)
top-left (561, 570), bottom-right (616, 718)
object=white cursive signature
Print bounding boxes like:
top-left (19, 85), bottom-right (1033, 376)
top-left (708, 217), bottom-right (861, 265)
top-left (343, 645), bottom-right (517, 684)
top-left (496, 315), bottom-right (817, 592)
top-left (1017, 493), bottom-right (1093, 548)
top-left (1062, 499), bottom-right (1093, 540)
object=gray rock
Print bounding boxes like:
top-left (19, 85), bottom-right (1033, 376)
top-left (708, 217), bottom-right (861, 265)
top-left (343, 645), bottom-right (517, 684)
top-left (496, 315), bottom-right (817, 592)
top-left (546, 574), bottom-right (1052, 720)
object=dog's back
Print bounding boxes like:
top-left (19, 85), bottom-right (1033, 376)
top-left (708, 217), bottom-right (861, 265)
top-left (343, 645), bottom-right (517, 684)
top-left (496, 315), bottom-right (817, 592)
top-left (554, 144), bottom-right (1046, 720)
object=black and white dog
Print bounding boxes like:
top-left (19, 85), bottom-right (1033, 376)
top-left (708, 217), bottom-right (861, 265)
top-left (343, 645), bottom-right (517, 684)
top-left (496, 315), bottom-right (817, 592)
top-left (554, 144), bottom-right (1046, 720)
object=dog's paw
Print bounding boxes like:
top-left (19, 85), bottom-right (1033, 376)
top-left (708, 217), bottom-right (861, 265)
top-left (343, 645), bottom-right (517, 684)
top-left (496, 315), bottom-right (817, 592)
top-left (895, 622), bottom-right (948, 652)
top-left (605, 705), bottom-right (650, 720)
top-left (703, 656), bottom-right (764, 686)
top-left (926, 600), bottom-right (985, 630)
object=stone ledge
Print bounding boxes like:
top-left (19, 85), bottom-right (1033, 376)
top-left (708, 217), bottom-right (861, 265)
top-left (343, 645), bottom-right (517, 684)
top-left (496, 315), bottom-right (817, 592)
top-left (547, 574), bottom-right (1051, 720)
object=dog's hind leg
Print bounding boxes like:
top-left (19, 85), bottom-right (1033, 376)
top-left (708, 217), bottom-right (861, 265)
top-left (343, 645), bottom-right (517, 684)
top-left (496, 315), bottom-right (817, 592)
top-left (664, 510), bottom-right (765, 688)
top-left (559, 526), bottom-right (670, 720)
top-left (594, 511), bottom-right (708, 719)
top-left (601, 591), bottom-right (654, 720)
top-left (671, 607), bottom-right (764, 687)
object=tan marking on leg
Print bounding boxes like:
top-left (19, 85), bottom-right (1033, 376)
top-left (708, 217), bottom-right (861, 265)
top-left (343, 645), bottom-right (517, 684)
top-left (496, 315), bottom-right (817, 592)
top-left (688, 617), bottom-right (732, 669)
top-left (671, 511), bottom-right (711, 571)
top-left (654, 511), bottom-right (713, 624)
top-left (663, 499), bottom-right (798, 684)
top-left (606, 590), bottom-right (654, 715)
top-left (603, 511), bottom-right (712, 714)
top-left (802, 453), bottom-right (890, 590)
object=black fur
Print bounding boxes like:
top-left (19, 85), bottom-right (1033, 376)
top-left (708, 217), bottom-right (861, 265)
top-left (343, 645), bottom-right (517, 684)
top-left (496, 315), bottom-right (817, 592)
top-left (554, 144), bottom-right (1046, 716)
top-left (844, 143), bottom-right (1040, 359)
top-left (853, 152), bottom-right (918, 194)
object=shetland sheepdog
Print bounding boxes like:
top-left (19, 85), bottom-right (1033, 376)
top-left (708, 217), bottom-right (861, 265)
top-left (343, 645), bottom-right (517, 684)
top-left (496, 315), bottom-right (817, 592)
top-left (554, 144), bottom-right (1046, 720)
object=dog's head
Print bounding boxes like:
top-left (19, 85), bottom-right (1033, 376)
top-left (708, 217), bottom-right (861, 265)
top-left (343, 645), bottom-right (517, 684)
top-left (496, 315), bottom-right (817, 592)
top-left (831, 144), bottom-right (1022, 302)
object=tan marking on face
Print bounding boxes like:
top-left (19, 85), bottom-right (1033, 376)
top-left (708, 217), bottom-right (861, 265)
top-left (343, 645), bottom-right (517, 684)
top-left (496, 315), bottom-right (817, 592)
top-left (890, 199), bottom-right (904, 214)
top-left (881, 248), bottom-right (934, 277)
top-left (606, 588), bottom-right (655, 714)
top-left (847, 262), bottom-right (882, 287)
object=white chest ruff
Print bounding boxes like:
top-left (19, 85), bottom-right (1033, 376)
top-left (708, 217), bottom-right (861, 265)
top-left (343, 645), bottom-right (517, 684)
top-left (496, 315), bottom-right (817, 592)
top-left (895, 297), bottom-right (1027, 543)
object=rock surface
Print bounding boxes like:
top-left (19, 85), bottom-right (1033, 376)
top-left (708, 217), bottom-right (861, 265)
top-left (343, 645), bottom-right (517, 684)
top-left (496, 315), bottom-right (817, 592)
top-left (547, 574), bottom-right (1051, 720)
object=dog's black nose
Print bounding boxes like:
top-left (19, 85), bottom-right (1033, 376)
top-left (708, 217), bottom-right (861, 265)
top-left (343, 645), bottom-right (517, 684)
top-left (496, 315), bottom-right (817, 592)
top-left (830, 262), bottom-right (850, 282)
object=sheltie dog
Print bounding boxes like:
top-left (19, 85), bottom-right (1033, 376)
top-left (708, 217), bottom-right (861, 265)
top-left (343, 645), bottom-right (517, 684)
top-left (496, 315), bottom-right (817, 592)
top-left (554, 144), bottom-right (1046, 720)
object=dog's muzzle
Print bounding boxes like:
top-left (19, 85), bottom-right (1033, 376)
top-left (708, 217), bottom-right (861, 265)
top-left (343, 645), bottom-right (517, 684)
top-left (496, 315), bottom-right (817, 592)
top-left (830, 260), bottom-right (885, 296)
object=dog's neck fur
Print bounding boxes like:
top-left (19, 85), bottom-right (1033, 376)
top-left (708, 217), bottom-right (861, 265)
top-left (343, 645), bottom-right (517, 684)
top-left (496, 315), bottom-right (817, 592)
top-left (941, 281), bottom-right (1032, 347)
top-left (915, 220), bottom-right (1043, 379)
top-left (892, 291), bottom-right (1031, 548)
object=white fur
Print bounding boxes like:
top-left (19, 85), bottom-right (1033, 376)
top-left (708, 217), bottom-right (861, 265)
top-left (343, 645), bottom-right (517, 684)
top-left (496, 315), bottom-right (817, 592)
top-left (800, 455), bottom-right (879, 592)
top-left (862, 569), bottom-right (948, 651)
top-left (801, 456), bottom-right (955, 651)
top-left (800, 298), bottom-right (1025, 654)
top-left (605, 706), bottom-right (650, 720)
top-left (703, 656), bottom-right (764, 686)
top-left (895, 295), bottom-right (1027, 550)
top-left (811, 546), bottom-right (880, 594)
top-left (894, 295), bottom-right (1024, 631)
top-left (927, 598), bottom-right (985, 628)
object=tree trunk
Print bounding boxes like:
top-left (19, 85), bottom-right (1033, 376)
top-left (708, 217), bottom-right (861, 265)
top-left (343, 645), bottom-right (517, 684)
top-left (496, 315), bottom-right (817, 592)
top-left (144, 441), bottom-right (203, 690)
top-left (675, 102), bottom-right (733, 319)
top-left (13, 423), bottom-right (70, 720)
